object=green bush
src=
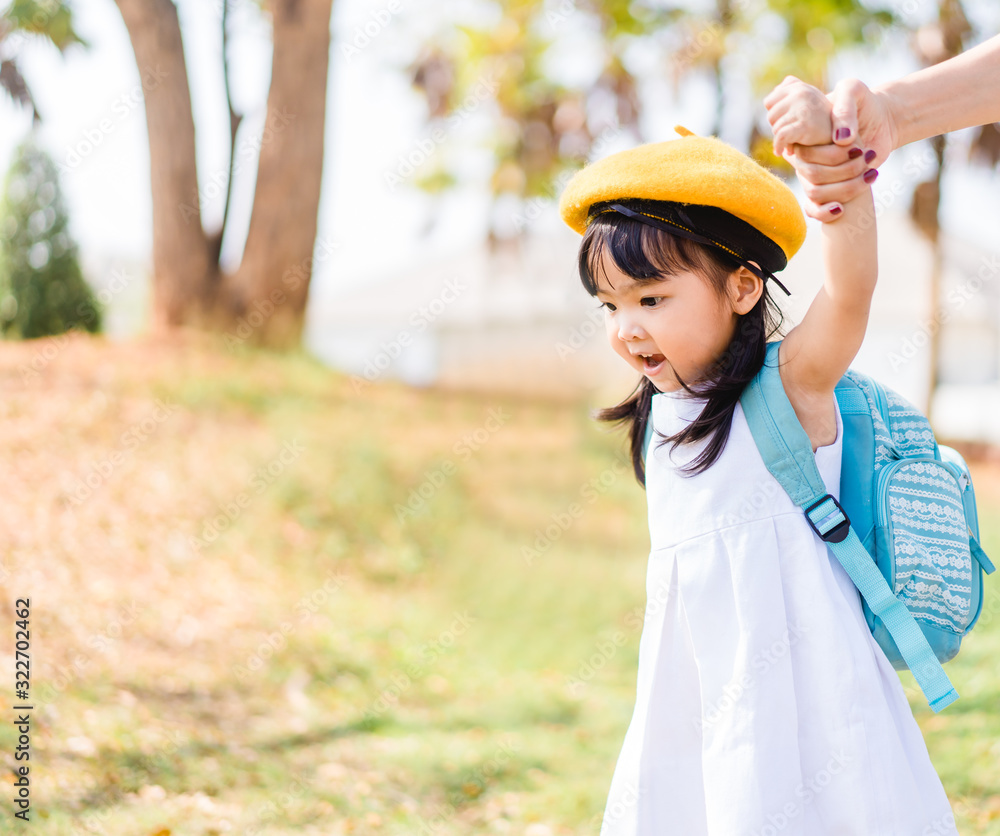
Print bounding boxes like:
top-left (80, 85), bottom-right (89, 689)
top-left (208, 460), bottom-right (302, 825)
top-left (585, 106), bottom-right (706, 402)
top-left (0, 133), bottom-right (101, 338)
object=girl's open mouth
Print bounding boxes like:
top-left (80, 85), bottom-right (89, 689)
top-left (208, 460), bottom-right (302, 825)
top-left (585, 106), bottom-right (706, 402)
top-left (638, 353), bottom-right (666, 374)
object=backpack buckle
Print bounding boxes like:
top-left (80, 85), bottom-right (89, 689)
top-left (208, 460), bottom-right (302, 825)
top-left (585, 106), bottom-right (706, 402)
top-left (805, 494), bottom-right (851, 543)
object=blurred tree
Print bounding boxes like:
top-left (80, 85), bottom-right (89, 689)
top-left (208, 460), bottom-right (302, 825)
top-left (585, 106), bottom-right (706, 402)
top-left (667, 0), bottom-right (739, 138)
top-left (714, 0), bottom-right (891, 169)
top-left (407, 0), bottom-right (677, 246)
top-left (904, 0), bottom-right (989, 418)
top-left (0, 0), bottom-right (88, 121)
top-left (0, 135), bottom-right (101, 338)
top-left (406, 0), bottom-right (893, 244)
top-left (754, 0), bottom-right (891, 93)
top-left (113, 0), bottom-right (332, 348)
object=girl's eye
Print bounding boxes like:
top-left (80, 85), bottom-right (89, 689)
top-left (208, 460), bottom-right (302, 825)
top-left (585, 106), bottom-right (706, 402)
top-left (640, 296), bottom-right (663, 307)
top-left (599, 301), bottom-right (616, 312)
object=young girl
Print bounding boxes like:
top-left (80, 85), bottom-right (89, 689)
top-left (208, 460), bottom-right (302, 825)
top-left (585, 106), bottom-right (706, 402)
top-left (558, 127), bottom-right (959, 835)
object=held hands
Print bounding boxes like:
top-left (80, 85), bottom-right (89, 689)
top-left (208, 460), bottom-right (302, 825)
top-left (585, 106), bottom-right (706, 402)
top-left (782, 143), bottom-right (877, 222)
top-left (764, 76), bottom-right (899, 221)
top-left (765, 76), bottom-right (897, 161)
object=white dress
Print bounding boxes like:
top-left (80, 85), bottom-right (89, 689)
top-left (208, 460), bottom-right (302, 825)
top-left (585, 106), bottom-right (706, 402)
top-left (600, 390), bottom-right (958, 836)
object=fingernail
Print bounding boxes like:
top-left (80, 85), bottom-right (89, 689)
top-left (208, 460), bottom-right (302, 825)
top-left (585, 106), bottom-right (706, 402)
top-left (864, 149), bottom-right (876, 163)
top-left (830, 205), bottom-right (843, 215)
top-left (863, 168), bottom-right (879, 184)
top-left (848, 148), bottom-right (863, 159)
top-left (835, 128), bottom-right (851, 141)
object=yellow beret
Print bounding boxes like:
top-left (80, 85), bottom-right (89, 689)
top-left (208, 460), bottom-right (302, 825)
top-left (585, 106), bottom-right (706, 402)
top-left (558, 126), bottom-right (806, 263)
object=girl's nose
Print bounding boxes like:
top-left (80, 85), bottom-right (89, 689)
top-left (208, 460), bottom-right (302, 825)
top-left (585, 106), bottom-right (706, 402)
top-left (616, 313), bottom-right (646, 342)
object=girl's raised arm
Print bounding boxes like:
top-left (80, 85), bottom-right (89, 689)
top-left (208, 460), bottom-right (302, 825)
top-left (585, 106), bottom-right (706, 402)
top-left (776, 153), bottom-right (877, 449)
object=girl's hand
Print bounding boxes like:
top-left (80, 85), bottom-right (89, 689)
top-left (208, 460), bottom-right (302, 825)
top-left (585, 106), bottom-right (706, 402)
top-left (765, 76), bottom-right (834, 152)
top-left (783, 143), bottom-right (875, 223)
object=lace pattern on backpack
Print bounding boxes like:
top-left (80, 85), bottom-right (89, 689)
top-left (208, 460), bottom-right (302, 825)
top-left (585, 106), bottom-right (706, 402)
top-left (886, 461), bottom-right (973, 632)
top-left (844, 373), bottom-right (974, 633)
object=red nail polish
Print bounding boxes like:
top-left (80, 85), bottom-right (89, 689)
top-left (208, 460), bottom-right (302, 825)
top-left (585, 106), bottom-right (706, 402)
top-left (830, 205), bottom-right (843, 215)
top-left (835, 128), bottom-right (851, 141)
top-left (848, 148), bottom-right (863, 159)
top-left (863, 168), bottom-right (879, 184)
top-left (864, 149), bottom-right (876, 163)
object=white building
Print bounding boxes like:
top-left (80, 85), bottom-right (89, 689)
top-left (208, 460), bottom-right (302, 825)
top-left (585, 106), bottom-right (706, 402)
top-left (305, 208), bottom-right (1000, 443)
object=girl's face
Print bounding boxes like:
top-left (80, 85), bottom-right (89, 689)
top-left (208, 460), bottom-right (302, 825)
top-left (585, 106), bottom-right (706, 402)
top-left (594, 250), bottom-right (760, 392)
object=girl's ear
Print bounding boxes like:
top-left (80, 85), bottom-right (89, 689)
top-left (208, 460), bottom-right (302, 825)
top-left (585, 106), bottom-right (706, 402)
top-left (729, 264), bottom-right (764, 315)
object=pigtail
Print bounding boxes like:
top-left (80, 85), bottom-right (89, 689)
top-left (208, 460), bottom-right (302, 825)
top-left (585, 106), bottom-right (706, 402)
top-left (594, 376), bottom-right (657, 487)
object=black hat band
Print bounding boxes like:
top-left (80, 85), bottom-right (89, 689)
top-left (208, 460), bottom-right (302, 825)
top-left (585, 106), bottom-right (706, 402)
top-left (591, 201), bottom-right (791, 297)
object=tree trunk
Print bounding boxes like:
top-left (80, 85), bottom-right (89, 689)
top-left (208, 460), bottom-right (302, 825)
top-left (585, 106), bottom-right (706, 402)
top-left (114, 0), bottom-right (217, 329)
top-left (114, 0), bottom-right (333, 348)
top-left (709, 0), bottom-right (731, 137)
top-left (221, 0), bottom-right (333, 348)
top-left (925, 135), bottom-right (946, 420)
top-left (911, 0), bottom-right (970, 420)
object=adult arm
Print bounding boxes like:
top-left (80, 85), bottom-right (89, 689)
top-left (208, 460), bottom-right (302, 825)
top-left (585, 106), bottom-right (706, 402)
top-left (767, 33), bottom-right (1000, 158)
top-left (872, 33), bottom-right (1000, 149)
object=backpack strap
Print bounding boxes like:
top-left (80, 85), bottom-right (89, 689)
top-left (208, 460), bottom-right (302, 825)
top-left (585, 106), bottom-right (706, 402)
top-left (741, 341), bottom-right (959, 713)
top-left (971, 536), bottom-right (996, 574)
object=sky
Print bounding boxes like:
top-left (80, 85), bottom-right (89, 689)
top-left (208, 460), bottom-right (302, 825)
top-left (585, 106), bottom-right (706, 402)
top-left (0, 0), bottom-right (998, 340)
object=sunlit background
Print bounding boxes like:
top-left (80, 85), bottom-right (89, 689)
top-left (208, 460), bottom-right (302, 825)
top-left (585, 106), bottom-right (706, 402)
top-left (2, 0), bottom-right (1000, 416)
top-left (0, 0), bottom-right (999, 832)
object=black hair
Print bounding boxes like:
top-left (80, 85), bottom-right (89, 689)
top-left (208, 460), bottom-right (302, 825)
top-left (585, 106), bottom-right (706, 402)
top-left (579, 211), bottom-right (785, 487)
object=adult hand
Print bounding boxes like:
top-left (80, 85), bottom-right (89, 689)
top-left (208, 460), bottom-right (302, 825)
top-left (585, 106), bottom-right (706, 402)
top-left (766, 76), bottom-right (897, 220)
top-left (782, 144), bottom-right (873, 222)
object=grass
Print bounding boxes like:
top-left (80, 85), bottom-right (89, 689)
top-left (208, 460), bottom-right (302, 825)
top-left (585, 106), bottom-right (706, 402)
top-left (0, 330), bottom-right (996, 834)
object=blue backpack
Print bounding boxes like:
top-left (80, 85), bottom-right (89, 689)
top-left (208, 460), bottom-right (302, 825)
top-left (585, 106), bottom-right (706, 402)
top-left (741, 340), bottom-right (995, 712)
